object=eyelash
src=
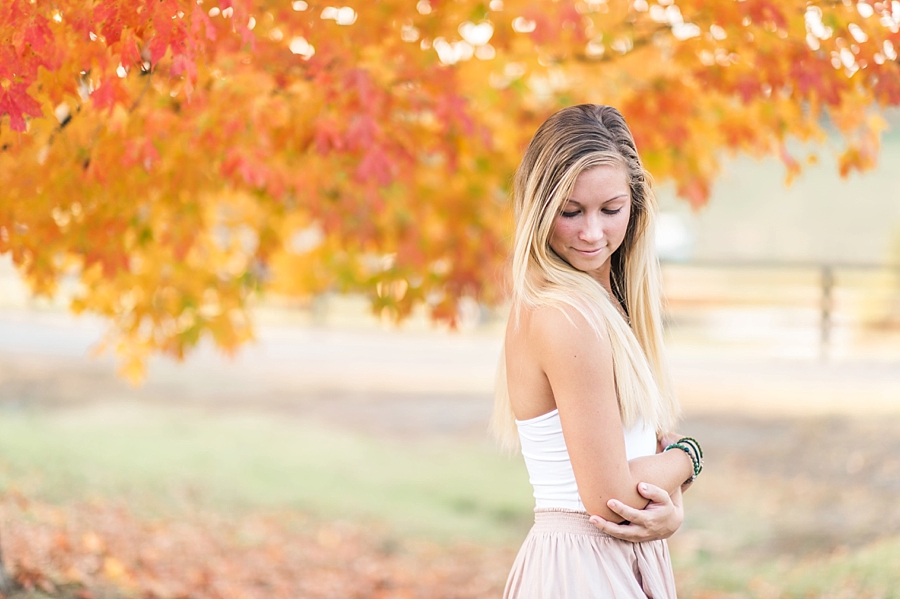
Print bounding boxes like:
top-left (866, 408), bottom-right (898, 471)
top-left (560, 207), bottom-right (623, 218)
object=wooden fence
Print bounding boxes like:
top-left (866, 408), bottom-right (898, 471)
top-left (660, 260), bottom-right (900, 361)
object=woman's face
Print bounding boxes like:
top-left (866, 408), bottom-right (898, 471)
top-left (548, 164), bottom-right (631, 285)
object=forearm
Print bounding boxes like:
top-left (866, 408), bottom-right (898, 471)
top-left (583, 450), bottom-right (692, 521)
top-left (628, 451), bottom-right (693, 498)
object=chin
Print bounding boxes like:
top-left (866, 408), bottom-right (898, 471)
top-left (570, 255), bottom-right (607, 271)
top-left (570, 265), bottom-right (605, 281)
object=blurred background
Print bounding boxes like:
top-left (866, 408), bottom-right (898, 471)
top-left (3, 0), bottom-right (900, 597)
top-left (2, 115), bottom-right (900, 599)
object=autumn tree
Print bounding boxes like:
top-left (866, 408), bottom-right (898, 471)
top-left (1, 0), bottom-right (898, 377)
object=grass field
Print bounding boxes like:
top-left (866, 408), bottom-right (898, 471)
top-left (2, 400), bottom-right (900, 598)
top-left (0, 404), bottom-right (534, 544)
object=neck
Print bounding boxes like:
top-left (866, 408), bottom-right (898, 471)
top-left (591, 262), bottom-right (613, 298)
top-left (593, 262), bottom-right (629, 323)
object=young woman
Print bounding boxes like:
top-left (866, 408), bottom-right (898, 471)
top-left (493, 104), bottom-right (703, 598)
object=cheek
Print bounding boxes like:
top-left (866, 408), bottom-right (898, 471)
top-left (548, 226), bottom-right (561, 253)
top-left (613, 210), bottom-right (631, 240)
top-left (550, 217), bottom-right (562, 249)
top-left (605, 214), bottom-right (630, 253)
top-left (550, 218), bottom-right (578, 244)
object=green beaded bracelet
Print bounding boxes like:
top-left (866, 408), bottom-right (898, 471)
top-left (679, 436), bottom-right (704, 459)
top-left (665, 441), bottom-right (700, 483)
top-left (676, 437), bottom-right (704, 475)
top-left (664, 442), bottom-right (698, 473)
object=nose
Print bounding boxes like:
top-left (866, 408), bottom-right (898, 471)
top-left (579, 212), bottom-right (604, 244)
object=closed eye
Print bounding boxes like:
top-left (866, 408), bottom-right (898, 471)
top-left (561, 210), bottom-right (580, 218)
top-left (602, 207), bottom-right (623, 215)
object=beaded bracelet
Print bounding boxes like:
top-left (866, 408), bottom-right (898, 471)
top-left (665, 442), bottom-right (699, 474)
top-left (664, 441), bottom-right (702, 484)
top-left (678, 436), bottom-right (704, 460)
top-left (665, 442), bottom-right (699, 484)
top-left (682, 437), bottom-right (704, 477)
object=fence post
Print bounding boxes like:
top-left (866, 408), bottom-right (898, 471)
top-left (820, 265), bottom-right (834, 361)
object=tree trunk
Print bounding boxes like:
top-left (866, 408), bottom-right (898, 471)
top-left (0, 534), bottom-right (12, 597)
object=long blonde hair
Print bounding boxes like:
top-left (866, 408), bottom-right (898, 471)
top-left (491, 104), bottom-right (680, 451)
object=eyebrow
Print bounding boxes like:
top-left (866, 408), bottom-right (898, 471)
top-left (564, 194), bottom-right (629, 206)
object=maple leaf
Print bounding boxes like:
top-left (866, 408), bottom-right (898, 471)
top-left (356, 147), bottom-right (394, 186)
top-left (16, 13), bottom-right (54, 55)
top-left (116, 31), bottom-right (143, 68)
top-left (93, 1), bottom-right (127, 45)
top-left (90, 76), bottom-right (130, 114)
top-left (0, 82), bottom-right (42, 132)
top-left (191, 2), bottom-right (217, 42)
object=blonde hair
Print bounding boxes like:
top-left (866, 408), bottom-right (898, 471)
top-left (491, 104), bottom-right (680, 451)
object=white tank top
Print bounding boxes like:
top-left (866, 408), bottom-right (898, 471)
top-left (515, 408), bottom-right (657, 511)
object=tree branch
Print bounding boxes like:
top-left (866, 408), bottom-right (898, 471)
top-left (130, 71), bottom-right (154, 113)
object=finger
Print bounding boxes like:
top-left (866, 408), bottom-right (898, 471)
top-left (588, 514), bottom-right (610, 531)
top-left (606, 498), bottom-right (644, 524)
top-left (636, 482), bottom-right (671, 504)
top-left (589, 516), bottom-right (646, 542)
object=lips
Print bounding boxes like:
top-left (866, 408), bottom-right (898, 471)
top-left (574, 247), bottom-right (604, 256)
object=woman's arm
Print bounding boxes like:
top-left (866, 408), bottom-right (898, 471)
top-left (589, 435), bottom-right (697, 540)
top-left (590, 482), bottom-right (684, 541)
top-left (532, 304), bottom-right (693, 523)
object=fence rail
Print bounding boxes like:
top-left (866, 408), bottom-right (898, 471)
top-left (2, 256), bottom-right (899, 360)
top-left (660, 260), bottom-right (900, 361)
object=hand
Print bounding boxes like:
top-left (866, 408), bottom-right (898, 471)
top-left (588, 482), bottom-right (684, 542)
top-left (657, 432), bottom-right (683, 453)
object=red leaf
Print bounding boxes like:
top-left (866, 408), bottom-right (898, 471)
top-left (346, 115), bottom-right (379, 150)
top-left (147, 4), bottom-right (177, 66)
top-left (123, 137), bottom-right (160, 171)
top-left (191, 2), bottom-right (217, 42)
top-left (23, 14), bottom-right (53, 54)
top-left (314, 119), bottom-right (345, 154)
top-left (222, 150), bottom-right (269, 188)
top-left (90, 77), bottom-right (129, 114)
top-left (356, 147), bottom-right (393, 186)
top-left (0, 82), bottom-right (42, 132)
top-left (779, 145), bottom-right (801, 184)
top-left (119, 35), bottom-right (142, 68)
top-left (94, 1), bottom-right (125, 45)
top-left (676, 178), bottom-right (710, 209)
top-left (171, 54), bottom-right (197, 81)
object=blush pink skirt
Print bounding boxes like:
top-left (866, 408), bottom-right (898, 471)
top-left (503, 509), bottom-right (678, 599)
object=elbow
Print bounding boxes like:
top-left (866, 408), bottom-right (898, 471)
top-left (581, 493), bottom-right (630, 524)
top-left (580, 481), bottom-right (647, 523)
top-left (587, 504), bottom-right (628, 524)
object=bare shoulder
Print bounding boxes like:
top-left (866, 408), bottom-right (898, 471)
top-left (522, 303), bottom-right (611, 367)
top-left (506, 304), bottom-right (568, 352)
top-left (505, 302), bottom-right (614, 421)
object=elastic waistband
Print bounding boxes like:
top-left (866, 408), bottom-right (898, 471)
top-left (532, 508), bottom-right (611, 538)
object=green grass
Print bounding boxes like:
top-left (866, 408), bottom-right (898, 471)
top-left (674, 536), bottom-right (900, 599)
top-left (3, 403), bottom-right (900, 599)
top-left (0, 403), bottom-right (534, 544)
